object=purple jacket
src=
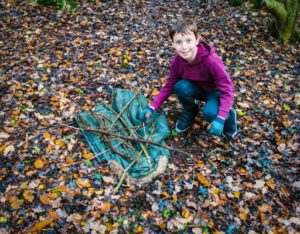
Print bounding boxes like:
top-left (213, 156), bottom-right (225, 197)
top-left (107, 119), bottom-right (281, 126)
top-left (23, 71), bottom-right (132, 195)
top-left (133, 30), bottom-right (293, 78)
top-left (151, 42), bottom-right (234, 119)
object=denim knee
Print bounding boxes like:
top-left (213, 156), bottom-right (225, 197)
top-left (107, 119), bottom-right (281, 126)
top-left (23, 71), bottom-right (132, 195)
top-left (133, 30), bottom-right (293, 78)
top-left (203, 107), bottom-right (218, 122)
top-left (174, 80), bottom-right (193, 97)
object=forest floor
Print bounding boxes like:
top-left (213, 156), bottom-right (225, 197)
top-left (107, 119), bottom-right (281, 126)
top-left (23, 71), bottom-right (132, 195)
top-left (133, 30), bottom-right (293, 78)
top-left (0, 0), bottom-right (299, 233)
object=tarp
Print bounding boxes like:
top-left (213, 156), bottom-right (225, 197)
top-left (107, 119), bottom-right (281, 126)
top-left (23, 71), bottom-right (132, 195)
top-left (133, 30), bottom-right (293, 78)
top-left (74, 88), bottom-right (171, 182)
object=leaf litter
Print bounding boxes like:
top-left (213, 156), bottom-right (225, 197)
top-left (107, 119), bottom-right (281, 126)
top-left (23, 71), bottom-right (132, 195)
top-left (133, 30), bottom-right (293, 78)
top-left (0, 0), bottom-right (299, 233)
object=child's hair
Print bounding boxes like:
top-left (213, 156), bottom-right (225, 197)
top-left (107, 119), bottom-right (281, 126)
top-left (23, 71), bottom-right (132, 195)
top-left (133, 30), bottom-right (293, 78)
top-left (168, 19), bottom-right (198, 41)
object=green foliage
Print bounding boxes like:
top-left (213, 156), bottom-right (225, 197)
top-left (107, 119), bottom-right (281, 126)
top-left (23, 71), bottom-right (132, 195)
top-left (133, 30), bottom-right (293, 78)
top-left (34, 0), bottom-right (77, 11)
top-left (290, 30), bottom-right (300, 44)
top-left (229, 0), bottom-right (244, 7)
top-left (250, 0), bottom-right (263, 8)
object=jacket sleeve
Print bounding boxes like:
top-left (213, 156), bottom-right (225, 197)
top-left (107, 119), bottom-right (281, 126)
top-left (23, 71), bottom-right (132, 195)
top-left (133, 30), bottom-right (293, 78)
top-left (209, 56), bottom-right (234, 119)
top-left (151, 58), bottom-right (180, 110)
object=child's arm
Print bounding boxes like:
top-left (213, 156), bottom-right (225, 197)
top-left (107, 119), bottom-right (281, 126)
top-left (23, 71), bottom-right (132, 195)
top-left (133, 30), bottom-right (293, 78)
top-left (209, 56), bottom-right (234, 119)
top-left (150, 58), bottom-right (180, 110)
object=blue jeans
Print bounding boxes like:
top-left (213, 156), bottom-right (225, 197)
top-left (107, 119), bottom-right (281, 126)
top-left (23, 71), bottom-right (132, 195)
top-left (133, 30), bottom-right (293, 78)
top-left (174, 80), bottom-right (235, 126)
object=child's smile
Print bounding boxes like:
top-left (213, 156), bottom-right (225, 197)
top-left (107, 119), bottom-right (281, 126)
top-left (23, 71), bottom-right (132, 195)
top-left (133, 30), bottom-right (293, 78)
top-left (172, 31), bottom-right (200, 63)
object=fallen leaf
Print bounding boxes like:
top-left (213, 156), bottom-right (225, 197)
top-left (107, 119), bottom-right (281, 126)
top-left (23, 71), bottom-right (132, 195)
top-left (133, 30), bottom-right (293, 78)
top-left (28, 218), bottom-right (53, 232)
top-left (23, 190), bottom-right (35, 202)
top-left (34, 159), bottom-right (44, 169)
top-left (76, 179), bottom-right (91, 188)
top-left (196, 173), bottom-right (211, 186)
top-left (4, 144), bottom-right (15, 156)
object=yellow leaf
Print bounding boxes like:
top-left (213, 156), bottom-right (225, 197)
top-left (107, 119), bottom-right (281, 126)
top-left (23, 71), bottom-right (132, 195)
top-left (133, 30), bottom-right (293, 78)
top-left (239, 211), bottom-right (248, 220)
top-left (34, 159), bottom-right (44, 169)
top-left (55, 139), bottom-right (64, 147)
top-left (23, 190), bottom-right (35, 202)
top-left (106, 223), bottom-right (114, 231)
top-left (0, 144), bottom-right (6, 153)
top-left (76, 179), bottom-right (91, 188)
top-left (196, 173), bottom-right (211, 186)
top-left (211, 188), bottom-right (220, 195)
top-left (234, 191), bottom-right (240, 199)
top-left (100, 202), bottom-right (111, 213)
top-left (29, 218), bottom-right (53, 232)
top-left (181, 208), bottom-right (191, 218)
top-left (266, 179), bottom-right (276, 190)
top-left (8, 196), bottom-right (23, 209)
top-left (43, 132), bottom-right (51, 140)
top-left (133, 225), bottom-right (143, 233)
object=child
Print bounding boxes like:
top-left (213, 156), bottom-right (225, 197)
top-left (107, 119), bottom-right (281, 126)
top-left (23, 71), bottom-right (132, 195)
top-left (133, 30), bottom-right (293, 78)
top-left (140, 19), bottom-right (237, 138)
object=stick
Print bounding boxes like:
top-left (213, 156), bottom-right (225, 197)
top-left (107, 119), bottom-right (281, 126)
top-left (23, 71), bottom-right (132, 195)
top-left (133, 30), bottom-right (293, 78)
top-left (108, 86), bottom-right (143, 131)
top-left (112, 150), bottom-right (144, 194)
top-left (57, 122), bottom-right (192, 157)
top-left (106, 88), bottom-right (152, 164)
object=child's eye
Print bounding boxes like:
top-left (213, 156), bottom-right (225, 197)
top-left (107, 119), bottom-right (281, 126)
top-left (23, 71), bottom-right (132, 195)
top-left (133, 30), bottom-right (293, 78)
top-left (186, 39), bottom-right (192, 43)
top-left (175, 41), bottom-right (182, 45)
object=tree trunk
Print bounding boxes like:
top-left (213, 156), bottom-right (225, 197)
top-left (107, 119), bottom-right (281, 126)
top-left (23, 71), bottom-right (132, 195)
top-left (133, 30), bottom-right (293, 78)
top-left (262, 0), bottom-right (299, 43)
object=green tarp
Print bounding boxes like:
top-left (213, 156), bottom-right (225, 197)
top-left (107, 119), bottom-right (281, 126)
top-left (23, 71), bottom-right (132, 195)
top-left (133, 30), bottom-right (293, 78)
top-left (74, 88), bottom-right (171, 181)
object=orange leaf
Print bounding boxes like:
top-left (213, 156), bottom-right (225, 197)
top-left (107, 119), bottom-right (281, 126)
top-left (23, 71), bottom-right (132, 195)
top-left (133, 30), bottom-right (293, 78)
top-left (197, 160), bottom-right (204, 168)
top-left (76, 179), bottom-right (91, 188)
top-left (196, 173), bottom-right (211, 186)
top-left (46, 193), bottom-right (59, 199)
top-left (65, 157), bottom-right (74, 164)
top-left (29, 218), bottom-right (53, 232)
top-left (83, 149), bottom-right (93, 159)
top-left (46, 144), bottom-right (55, 153)
top-left (152, 88), bottom-right (159, 96)
top-left (48, 210), bottom-right (59, 220)
top-left (100, 202), bottom-right (111, 213)
top-left (56, 185), bottom-right (68, 193)
top-left (39, 195), bottom-right (50, 205)
top-left (34, 159), bottom-right (44, 169)
top-left (43, 132), bottom-right (51, 140)
top-left (55, 139), bottom-right (64, 147)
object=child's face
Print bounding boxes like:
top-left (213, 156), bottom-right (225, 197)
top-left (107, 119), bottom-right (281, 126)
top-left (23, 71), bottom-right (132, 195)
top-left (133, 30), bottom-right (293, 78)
top-left (172, 31), bottom-right (200, 63)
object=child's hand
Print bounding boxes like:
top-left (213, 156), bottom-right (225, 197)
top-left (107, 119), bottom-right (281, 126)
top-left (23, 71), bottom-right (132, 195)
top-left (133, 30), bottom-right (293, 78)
top-left (208, 116), bottom-right (225, 135)
top-left (139, 107), bottom-right (155, 122)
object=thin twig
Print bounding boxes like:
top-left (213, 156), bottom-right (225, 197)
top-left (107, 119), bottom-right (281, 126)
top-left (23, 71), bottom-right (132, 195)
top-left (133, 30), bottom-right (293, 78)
top-left (106, 88), bottom-right (152, 164)
top-left (108, 86), bottom-right (143, 131)
top-left (113, 150), bottom-right (143, 194)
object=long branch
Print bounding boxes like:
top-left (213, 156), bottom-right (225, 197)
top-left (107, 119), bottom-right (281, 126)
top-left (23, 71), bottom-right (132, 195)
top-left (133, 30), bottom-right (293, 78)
top-left (57, 122), bottom-right (192, 157)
